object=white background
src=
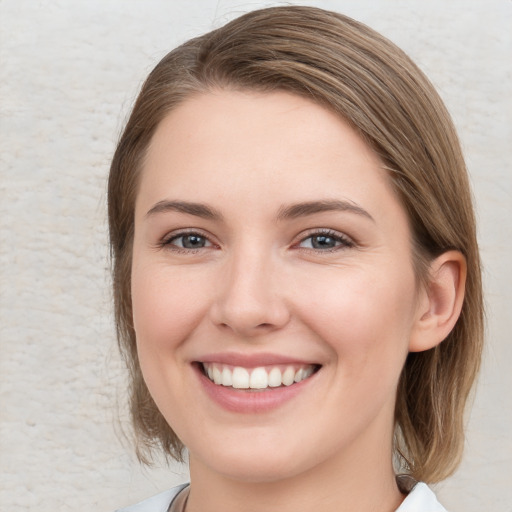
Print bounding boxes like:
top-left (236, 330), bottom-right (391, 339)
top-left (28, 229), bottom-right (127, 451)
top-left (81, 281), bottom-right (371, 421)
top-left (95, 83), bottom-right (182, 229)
top-left (0, 1), bottom-right (511, 511)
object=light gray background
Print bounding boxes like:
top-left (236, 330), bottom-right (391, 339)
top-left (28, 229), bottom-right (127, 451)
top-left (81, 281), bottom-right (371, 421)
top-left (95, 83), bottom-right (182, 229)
top-left (1, 1), bottom-right (511, 511)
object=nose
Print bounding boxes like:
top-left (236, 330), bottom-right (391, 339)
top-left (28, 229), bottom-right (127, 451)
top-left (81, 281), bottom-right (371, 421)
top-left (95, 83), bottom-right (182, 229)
top-left (209, 247), bottom-right (291, 338)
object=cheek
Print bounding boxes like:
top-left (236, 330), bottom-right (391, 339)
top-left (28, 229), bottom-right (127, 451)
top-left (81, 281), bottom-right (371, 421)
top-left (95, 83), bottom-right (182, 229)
top-left (297, 266), bottom-right (416, 370)
top-left (130, 264), bottom-right (214, 416)
top-left (131, 265), bottom-right (209, 356)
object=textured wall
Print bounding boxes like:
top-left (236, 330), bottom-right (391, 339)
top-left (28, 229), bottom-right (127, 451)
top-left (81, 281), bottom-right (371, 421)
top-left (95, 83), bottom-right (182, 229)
top-left (0, 1), bottom-right (510, 511)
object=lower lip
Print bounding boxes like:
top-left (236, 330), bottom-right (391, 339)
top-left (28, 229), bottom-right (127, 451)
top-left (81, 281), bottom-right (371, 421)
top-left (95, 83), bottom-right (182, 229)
top-left (194, 364), bottom-right (318, 413)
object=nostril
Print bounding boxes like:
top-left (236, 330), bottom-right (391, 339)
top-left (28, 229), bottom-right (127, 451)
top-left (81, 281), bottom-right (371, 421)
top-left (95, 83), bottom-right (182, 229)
top-left (209, 289), bottom-right (291, 335)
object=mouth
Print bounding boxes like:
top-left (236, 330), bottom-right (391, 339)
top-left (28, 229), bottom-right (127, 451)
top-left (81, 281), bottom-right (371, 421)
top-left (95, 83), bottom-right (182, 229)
top-left (199, 362), bottom-right (320, 391)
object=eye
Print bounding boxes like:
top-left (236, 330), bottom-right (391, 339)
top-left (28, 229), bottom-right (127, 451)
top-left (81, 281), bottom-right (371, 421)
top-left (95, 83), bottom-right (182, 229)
top-left (297, 230), bottom-right (353, 251)
top-left (164, 232), bottom-right (213, 250)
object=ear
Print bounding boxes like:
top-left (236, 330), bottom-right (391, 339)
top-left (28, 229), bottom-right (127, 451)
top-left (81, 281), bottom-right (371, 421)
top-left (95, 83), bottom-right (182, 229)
top-left (409, 250), bottom-right (467, 352)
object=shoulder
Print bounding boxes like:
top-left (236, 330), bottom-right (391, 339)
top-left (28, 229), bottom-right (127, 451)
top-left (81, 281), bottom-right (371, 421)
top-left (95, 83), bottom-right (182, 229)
top-left (115, 484), bottom-right (188, 512)
top-left (396, 482), bottom-right (448, 512)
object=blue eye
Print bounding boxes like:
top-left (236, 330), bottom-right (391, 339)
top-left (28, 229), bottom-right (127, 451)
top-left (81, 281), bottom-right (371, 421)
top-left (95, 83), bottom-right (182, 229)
top-left (298, 231), bottom-right (352, 250)
top-left (167, 233), bottom-right (212, 250)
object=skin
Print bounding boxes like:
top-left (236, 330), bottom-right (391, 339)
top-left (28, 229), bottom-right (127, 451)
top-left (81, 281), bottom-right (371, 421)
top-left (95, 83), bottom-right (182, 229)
top-left (131, 90), bottom-right (464, 512)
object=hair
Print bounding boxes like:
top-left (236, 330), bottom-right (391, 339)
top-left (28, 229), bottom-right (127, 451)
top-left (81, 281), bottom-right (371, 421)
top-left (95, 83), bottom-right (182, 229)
top-left (108, 6), bottom-right (483, 483)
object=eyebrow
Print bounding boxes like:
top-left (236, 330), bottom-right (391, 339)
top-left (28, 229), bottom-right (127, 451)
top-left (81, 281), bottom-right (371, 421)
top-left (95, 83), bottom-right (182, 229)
top-left (145, 200), bottom-right (223, 220)
top-left (277, 199), bottom-right (375, 222)
top-left (145, 199), bottom-right (374, 223)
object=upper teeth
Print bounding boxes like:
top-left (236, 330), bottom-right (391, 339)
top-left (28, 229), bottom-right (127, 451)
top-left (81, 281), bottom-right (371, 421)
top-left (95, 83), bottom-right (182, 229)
top-left (202, 363), bottom-right (315, 390)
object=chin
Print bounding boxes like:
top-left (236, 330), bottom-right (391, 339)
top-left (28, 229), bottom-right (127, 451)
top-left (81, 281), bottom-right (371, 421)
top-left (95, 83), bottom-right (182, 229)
top-left (190, 437), bottom-right (325, 485)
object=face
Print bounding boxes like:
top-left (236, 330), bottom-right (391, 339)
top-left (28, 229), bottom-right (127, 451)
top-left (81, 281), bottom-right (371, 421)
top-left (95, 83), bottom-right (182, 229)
top-left (131, 90), bottom-right (423, 484)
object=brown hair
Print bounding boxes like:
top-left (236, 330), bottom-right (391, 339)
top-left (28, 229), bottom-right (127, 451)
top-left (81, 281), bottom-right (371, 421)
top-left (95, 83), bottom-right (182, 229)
top-left (109, 6), bottom-right (483, 482)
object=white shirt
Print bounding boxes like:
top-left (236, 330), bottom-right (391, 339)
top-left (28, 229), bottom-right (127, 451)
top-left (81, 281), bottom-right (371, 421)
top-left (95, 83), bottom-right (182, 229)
top-left (116, 482), bottom-right (448, 512)
top-left (396, 482), bottom-right (448, 511)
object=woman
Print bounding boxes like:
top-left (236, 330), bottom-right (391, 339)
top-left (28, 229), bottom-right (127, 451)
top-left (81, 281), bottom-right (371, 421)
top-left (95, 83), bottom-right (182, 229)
top-left (109, 6), bottom-right (483, 511)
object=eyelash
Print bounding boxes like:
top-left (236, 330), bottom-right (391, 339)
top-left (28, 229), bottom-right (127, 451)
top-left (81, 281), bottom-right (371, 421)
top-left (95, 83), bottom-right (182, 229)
top-left (294, 229), bottom-right (355, 252)
top-left (160, 230), bottom-right (215, 253)
top-left (159, 229), bottom-right (355, 254)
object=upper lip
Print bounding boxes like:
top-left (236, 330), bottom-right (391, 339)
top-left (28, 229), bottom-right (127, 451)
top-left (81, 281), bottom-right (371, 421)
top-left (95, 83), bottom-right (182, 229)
top-left (196, 352), bottom-right (320, 368)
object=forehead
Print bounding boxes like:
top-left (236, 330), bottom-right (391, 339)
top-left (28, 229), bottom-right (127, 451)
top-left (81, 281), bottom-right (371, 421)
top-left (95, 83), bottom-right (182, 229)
top-left (137, 90), bottom-right (401, 222)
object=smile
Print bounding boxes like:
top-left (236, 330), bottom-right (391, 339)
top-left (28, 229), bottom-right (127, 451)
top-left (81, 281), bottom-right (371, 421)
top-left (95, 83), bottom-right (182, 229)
top-left (201, 363), bottom-right (318, 390)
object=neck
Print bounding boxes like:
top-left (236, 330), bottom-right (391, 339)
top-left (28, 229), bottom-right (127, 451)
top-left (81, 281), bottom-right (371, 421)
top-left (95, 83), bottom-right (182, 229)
top-left (185, 425), bottom-right (405, 512)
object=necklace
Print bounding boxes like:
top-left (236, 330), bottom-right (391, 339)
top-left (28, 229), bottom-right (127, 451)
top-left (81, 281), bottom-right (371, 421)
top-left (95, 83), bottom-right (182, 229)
top-left (168, 485), bottom-right (190, 512)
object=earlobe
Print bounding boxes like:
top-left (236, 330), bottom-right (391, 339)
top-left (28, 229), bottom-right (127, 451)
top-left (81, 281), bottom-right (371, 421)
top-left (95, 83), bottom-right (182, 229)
top-left (409, 251), bottom-right (467, 352)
